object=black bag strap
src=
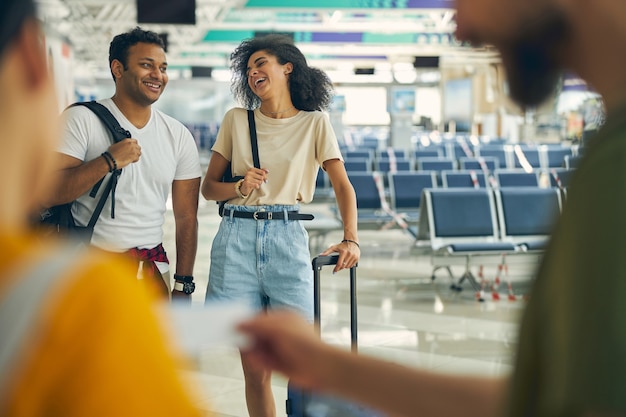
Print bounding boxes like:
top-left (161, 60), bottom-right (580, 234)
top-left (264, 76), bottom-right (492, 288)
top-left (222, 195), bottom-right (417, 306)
top-left (68, 101), bottom-right (131, 221)
top-left (218, 110), bottom-right (260, 216)
top-left (247, 110), bottom-right (260, 169)
top-left (71, 101), bottom-right (131, 143)
top-left (86, 170), bottom-right (120, 230)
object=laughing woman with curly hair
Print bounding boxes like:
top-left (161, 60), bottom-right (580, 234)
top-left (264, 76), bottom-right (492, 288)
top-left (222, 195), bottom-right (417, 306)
top-left (201, 34), bottom-right (360, 417)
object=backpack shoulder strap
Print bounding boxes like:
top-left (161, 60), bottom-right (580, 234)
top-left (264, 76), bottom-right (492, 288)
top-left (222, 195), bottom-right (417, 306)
top-left (0, 245), bottom-right (84, 393)
top-left (68, 101), bottom-right (129, 207)
top-left (70, 101), bottom-right (131, 143)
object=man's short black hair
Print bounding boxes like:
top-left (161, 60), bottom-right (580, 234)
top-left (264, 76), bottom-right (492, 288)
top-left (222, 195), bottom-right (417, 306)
top-left (108, 27), bottom-right (166, 81)
top-left (0, 0), bottom-right (36, 58)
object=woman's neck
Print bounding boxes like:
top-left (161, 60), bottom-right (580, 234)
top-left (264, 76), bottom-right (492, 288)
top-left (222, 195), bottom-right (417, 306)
top-left (258, 99), bottom-right (297, 119)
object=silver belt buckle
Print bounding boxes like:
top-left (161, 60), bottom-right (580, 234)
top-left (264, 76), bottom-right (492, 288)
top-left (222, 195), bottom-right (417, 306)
top-left (252, 211), bottom-right (272, 220)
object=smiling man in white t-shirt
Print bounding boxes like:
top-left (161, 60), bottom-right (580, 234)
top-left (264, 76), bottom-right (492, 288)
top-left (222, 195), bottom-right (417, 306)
top-left (47, 27), bottom-right (201, 302)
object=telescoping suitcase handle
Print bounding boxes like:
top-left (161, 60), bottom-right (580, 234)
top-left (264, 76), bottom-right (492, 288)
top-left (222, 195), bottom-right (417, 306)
top-left (312, 254), bottom-right (358, 352)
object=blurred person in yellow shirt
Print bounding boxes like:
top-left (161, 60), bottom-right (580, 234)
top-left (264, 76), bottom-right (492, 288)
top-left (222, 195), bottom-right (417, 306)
top-left (0, 0), bottom-right (205, 415)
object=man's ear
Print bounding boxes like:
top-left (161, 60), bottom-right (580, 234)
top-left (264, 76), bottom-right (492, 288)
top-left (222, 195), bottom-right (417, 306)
top-left (16, 19), bottom-right (48, 89)
top-left (110, 59), bottom-right (124, 80)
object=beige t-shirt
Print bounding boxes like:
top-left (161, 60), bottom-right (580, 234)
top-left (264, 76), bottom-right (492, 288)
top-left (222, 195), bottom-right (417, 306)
top-left (212, 107), bottom-right (343, 205)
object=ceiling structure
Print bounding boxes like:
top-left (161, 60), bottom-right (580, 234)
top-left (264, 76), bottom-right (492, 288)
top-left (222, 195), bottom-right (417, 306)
top-left (35, 0), bottom-right (499, 80)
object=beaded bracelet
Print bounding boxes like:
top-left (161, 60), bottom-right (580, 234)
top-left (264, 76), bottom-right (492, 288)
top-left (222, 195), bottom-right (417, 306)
top-left (101, 152), bottom-right (114, 172)
top-left (342, 239), bottom-right (360, 248)
top-left (102, 151), bottom-right (118, 172)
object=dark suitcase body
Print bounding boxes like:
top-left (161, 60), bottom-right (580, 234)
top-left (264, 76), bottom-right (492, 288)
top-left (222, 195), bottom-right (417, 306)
top-left (285, 255), bottom-right (385, 417)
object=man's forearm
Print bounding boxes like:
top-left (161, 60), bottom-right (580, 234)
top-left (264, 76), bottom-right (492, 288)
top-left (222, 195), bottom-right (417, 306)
top-left (319, 348), bottom-right (507, 417)
top-left (174, 217), bottom-right (198, 276)
top-left (47, 155), bottom-right (112, 206)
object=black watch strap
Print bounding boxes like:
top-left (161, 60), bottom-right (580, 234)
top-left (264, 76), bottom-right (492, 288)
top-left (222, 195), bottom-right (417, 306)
top-left (174, 274), bottom-right (194, 283)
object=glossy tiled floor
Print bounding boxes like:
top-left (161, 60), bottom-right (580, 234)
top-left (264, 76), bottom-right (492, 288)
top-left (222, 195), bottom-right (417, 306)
top-left (163, 197), bottom-right (536, 417)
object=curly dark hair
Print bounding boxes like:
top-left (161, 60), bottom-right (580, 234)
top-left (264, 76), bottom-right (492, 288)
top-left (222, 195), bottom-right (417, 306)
top-left (108, 27), bottom-right (165, 81)
top-left (230, 34), bottom-right (334, 111)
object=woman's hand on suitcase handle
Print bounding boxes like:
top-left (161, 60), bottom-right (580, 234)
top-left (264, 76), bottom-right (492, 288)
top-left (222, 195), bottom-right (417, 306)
top-left (320, 239), bottom-right (360, 273)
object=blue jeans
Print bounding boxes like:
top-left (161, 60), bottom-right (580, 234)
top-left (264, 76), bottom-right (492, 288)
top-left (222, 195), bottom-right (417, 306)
top-left (205, 204), bottom-right (313, 321)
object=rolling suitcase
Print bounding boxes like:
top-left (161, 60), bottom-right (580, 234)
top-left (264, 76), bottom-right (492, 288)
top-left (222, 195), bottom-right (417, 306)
top-left (285, 254), bottom-right (385, 417)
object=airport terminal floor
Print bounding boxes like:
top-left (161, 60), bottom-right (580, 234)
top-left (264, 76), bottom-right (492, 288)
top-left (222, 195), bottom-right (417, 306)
top-left (162, 163), bottom-right (534, 417)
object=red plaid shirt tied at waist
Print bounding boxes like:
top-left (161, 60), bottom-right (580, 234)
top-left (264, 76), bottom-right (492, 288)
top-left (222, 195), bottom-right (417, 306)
top-left (126, 243), bottom-right (169, 297)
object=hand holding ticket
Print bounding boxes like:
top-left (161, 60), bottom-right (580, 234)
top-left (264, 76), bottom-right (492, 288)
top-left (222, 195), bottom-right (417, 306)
top-left (163, 301), bottom-right (255, 354)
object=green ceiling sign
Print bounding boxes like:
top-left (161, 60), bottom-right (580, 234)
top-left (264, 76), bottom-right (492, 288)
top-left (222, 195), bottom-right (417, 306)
top-left (244, 0), bottom-right (454, 8)
top-left (203, 30), bottom-right (454, 45)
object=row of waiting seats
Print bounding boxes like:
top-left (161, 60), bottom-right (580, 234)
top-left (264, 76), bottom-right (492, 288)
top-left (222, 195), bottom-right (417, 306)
top-left (312, 169), bottom-right (568, 293)
top-left (320, 172), bottom-right (563, 282)
top-left (340, 164), bottom-right (574, 188)
top-left (316, 169), bottom-right (573, 222)
top-left (415, 187), bottom-right (562, 299)
top-left (342, 143), bottom-right (580, 172)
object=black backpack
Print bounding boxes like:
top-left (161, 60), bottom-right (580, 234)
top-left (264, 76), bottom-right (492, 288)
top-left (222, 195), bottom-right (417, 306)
top-left (38, 101), bottom-right (131, 242)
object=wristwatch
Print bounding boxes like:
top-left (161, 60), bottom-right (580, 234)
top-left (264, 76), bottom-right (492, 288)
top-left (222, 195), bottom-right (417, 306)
top-left (173, 274), bottom-right (195, 294)
top-left (174, 281), bottom-right (195, 294)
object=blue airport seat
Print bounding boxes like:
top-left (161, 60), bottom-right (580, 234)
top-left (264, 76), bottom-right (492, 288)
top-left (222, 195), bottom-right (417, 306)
top-left (424, 189), bottom-right (501, 244)
top-left (544, 146), bottom-right (574, 168)
top-left (495, 187), bottom-right (562, 250)
top-left (412, 149), bottom-right (442, 160)
top-left (458, 156), bottom-right (498, 172)
top-left (388, 171), bottom-right (437, 224)
top-left (360, 137), bottom-right (381, 150)
top-left (344, 158), bottom-right (372, 173)
top-left (346, 172), bottom-right (393, 228)
top-left (313, 168), bottom-right (334, 201)
top-left (475, 145), bottom-right (510, 169)
top-left (495, 169), bottom-right (540, 187)
top-left (416, 157), bottom-right (456, 172)
top-left (375, 158), bottom-right (412, 173)
top-left (344, 150), bottom-right (373, 160)
top-left (308, 168), bottom-right (342, 247)
top-left (376, 148), bottom-right (407, 161)
top-left (419, 188), bottom-right (518, 295)
top-left (445, 141), bottom-right (474, 160)
top-left (441, 170), bottom-right (488, 188)
top-left (564, 154), bottom-right (582, 169)
top-left (545, 168), bottom-right (574, 189)
top-left (512, 145), bottom-right (542, 169)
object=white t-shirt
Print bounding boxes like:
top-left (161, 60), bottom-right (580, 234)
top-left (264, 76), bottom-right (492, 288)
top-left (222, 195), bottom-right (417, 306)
top-left (59, 98), bottom-right (202, 252)
top-left (212, 107), bottom-right (343, 206)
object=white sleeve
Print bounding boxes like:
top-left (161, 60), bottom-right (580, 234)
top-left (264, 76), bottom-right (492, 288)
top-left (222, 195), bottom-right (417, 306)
top-left (57, 106), bottom-right (95, 161)
top-left (174, 127), bottom-right (202, 180)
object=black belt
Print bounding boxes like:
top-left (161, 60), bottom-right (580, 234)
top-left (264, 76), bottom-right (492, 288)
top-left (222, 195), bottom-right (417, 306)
top-left (222, 209), bottom-right (314, 221)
